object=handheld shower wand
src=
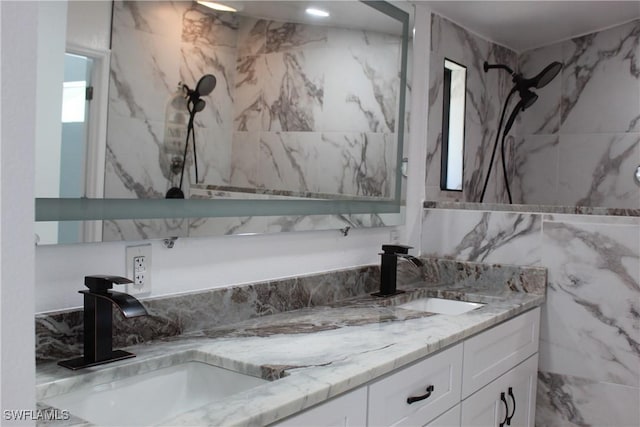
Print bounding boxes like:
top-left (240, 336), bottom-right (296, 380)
top-left (166, 74), bottom-right (217, 199)
top-left (480, 60), bottom-right (562, 204)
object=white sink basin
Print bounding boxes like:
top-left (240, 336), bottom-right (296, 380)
top-left (399, 297), bottom-right (484, 315)
top-left (43, 361), bottom-right (268, 426)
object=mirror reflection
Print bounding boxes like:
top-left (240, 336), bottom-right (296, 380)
top-left (35, 1), bottom-right (410, 244)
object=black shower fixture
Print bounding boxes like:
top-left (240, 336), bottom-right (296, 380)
top-left (483, 60), bottom-right (562, 91)
top-left (521, 61), bottom-right (564, 90)
top-left (166, 74), bottom-right (217, 199)
top-left (480, 60), bottom-right (562, 204)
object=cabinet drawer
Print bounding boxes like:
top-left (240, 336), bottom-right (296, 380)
top-left (273, 387), bottom-right (367, 427)
top-left (462, 308), bottom-right (540, 398)
top-left (368, 343), bottom-right (463, 427)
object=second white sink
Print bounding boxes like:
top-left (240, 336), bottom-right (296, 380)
top-left (398, 297), bottom-right (484, 315)
top-left (43, 360), bottom-right (269, 426)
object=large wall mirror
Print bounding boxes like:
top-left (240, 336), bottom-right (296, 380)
top-left (35, 0), bottom-right (411, 244)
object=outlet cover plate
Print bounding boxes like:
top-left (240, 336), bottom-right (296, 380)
top-left (125, 244), bottom-right (151, 296)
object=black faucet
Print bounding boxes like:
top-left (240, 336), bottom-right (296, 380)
top-left (372, 244), bottom-right (423, 297)
top-left (59, 275), bottom-right (149, 370)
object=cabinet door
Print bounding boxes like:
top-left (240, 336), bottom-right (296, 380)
top-left (273, 387), bottom-right (367, 427)
top-left (424, 403), bottom-right (460, 427)
top-left (462, 308), bottom-right (540, 398)
top-left (460, 354), bottom-right (538, 427)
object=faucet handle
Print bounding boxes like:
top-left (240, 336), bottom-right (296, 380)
top-left (381, 244), bottom-right (413, 255)
top-left (85, 275), bottom-right (133, 293)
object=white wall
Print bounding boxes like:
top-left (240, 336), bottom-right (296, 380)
top-left (66, 0), bottom-right (111, 51)
top-left (1, 1), bottom-right (38, 422)
top-left (34, 2), bottom-right (67, 246)
top-left (38, 227), bottom-right (401, 312)
top-left (35, 1), bottom-right (430, 314)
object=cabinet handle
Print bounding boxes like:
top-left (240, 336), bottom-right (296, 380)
top-left (499, 392), bottom-right (508, 427)
top-left (406, 385), bottom-right (434, 404)
top-left (506, 387), bottom-right (516, 425)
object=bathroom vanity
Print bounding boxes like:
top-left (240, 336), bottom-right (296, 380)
top-left (275, 308), bottom-right (539, 427)
top-left (36, 263), bottom-right (545, 427)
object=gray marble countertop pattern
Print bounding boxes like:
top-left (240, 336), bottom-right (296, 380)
top-left (36, 283), bottom-right (544, 427)
top-left (424, 200), bottom-right (640, 217)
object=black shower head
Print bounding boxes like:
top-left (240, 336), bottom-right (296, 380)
top-left (519, 88), bottom-right (539, 111)
top-left (517, 61), bottom-right (563, 90)
top-left (530, 61), bottom-right (562, 89)
top-left (484, 60), bottom-right (561, 116)
top-left (503, 92), bottom-right (537, 137)
top-left (194, 74), bottom-right (216, 97)
top-left (183, 74), bottom-right (217, 113)
top-left (483, 60), bottom-right (563, 91)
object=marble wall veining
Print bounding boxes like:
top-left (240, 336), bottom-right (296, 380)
top-left (426, 14), bottom-right (518, 204)
top-left (231, 19), bottom-right (400, 197)
top-left (425, 22), bottom-right (639, 424)
top-left (428, 16), bottom-right (639, 210)
top-left (514, 20), bottom-right (640, 209)
top-left (422, 209), bottom-right (542, 265)
top-left (105, 0), bottom-right (404, 241)
top-left (422, 207), bottom-right (640, 426)
top-left (536, 217), bottom-right (640, 427)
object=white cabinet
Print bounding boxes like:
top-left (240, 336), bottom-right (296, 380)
top-left (368, 343), bottom-right (463, 427)
top-left (460, 355), bottom-right (538, 427)
top-left (461, 308), bottom-right (540, 398)
top-left (273, 308), bottom-right (540, 427)
top-left (273, 387), bottom-right (367, 427)
top-left (425, 404), bottom-right (461, 427)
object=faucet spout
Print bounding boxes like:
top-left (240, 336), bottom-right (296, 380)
top-left (80, 290), bottom-right (148, 318)
top-left (398, 254), bottom-right (423, 268)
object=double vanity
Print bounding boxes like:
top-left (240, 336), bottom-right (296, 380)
top-left (36, 259), bottom-right (545, 426)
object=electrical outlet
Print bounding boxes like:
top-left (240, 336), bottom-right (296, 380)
top-left (389, 228), bottom-right (400, 244)
top-left (126, 244), bottom-right (151, 295)
top-left (133, 256), bottom-right (146, 285)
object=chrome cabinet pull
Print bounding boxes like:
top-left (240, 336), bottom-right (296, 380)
top-left (406, 385), bottom-right (434, 404)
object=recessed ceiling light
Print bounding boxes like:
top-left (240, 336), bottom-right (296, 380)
top-left (196, 1), bottom-right (237, 12)
top-left (305, 7), bottom-right (330, 18)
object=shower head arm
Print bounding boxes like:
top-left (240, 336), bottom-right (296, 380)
top-left (483, 62), bottom-right (515, 76)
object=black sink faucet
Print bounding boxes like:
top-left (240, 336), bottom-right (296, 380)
top-left (59, 275), bottom-right (149, 370)
top-left (372, 244), bottom-right (423, 297)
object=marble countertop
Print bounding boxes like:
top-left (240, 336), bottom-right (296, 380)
top-left (36, 283), bottom-right (544, 427)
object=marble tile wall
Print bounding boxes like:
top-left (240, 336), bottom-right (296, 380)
top-left (426, 14), bottom-right (518, 204)
top-left (230, 18), bottom-right (400, 198)
top-left (104, 1), bottom-right (404, 241)
top-left (421, 209), bottom-right (542, 265)
top-left (513, 20), bottom-right (640, 209)
top-left (422, 207), bottom-right (640, 426)
top-left (428, 16), bottom-right (639, 210)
